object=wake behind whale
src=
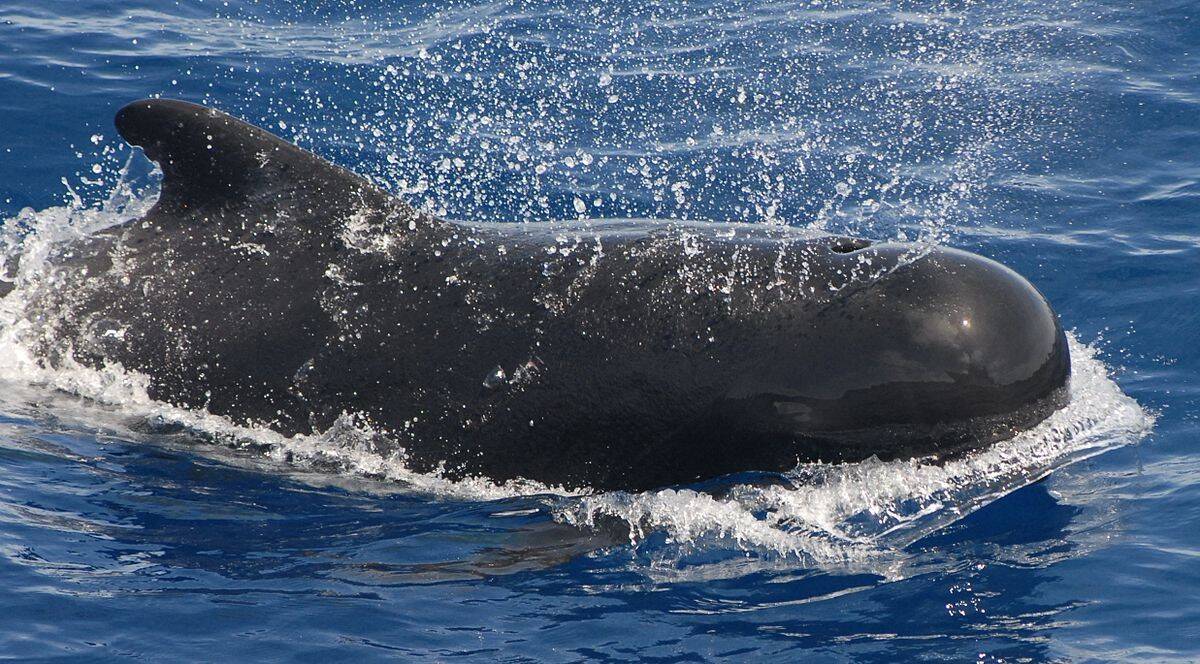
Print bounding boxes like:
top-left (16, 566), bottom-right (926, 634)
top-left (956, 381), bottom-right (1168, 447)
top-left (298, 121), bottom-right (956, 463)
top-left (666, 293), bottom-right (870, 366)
top-left (3, 99), bottom-right (1076, 492)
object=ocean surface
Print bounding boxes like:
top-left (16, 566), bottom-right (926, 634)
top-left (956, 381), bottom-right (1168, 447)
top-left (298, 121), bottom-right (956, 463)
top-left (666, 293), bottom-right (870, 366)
top-left (0, 0), bottom-right (1195, 661)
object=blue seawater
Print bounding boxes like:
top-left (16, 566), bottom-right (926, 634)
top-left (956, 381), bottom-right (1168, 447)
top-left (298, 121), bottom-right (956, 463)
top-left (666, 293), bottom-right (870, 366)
top-left (0, 0), bottom-right (1195, 660)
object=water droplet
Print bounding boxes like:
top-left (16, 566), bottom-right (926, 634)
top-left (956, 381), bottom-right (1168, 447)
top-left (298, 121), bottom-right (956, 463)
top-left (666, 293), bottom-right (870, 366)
top-left (483, 366), bottom-right (506, 389)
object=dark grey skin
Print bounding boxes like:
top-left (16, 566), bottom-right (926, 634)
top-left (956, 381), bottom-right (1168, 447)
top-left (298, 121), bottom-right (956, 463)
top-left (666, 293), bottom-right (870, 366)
top-left (13, 99), bottom-right (1070, 491)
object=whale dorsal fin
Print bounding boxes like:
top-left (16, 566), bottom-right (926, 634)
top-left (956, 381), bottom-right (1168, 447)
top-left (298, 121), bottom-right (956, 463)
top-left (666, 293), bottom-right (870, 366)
top-left (115, 98), bottom-right (420, 235)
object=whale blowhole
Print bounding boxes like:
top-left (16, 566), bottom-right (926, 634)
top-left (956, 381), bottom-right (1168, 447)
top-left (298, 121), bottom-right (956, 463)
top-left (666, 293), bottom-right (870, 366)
top-left (829, 237), bottom-right (873, 254)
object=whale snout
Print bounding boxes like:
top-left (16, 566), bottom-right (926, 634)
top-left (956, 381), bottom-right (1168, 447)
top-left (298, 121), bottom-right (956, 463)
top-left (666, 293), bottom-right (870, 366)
top-left (723, 243), bottom-right (1071, 463)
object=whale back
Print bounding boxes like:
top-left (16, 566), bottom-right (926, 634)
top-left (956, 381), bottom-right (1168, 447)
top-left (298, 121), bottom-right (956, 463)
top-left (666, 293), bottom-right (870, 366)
top-left (78, 100), bottom-right (437, 432)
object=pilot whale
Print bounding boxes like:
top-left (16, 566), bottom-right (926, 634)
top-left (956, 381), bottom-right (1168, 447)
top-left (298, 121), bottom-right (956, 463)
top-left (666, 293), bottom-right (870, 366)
top-left (9, 99), bottom-right (1070, 491)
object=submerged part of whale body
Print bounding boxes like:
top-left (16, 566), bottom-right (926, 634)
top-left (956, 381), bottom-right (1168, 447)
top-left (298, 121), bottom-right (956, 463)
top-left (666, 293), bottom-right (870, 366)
top-left (14, 99), bottom-right (1070, 491)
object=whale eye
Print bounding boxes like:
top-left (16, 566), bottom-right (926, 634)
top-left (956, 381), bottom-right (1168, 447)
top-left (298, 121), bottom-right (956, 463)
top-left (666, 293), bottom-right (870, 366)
top-left (829, 237), bottom-right (872, 254)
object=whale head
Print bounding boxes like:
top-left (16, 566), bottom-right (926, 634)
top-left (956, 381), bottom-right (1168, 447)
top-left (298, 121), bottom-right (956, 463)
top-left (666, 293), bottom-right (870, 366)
top-left (712, 242), bottom-right (1070, 466)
